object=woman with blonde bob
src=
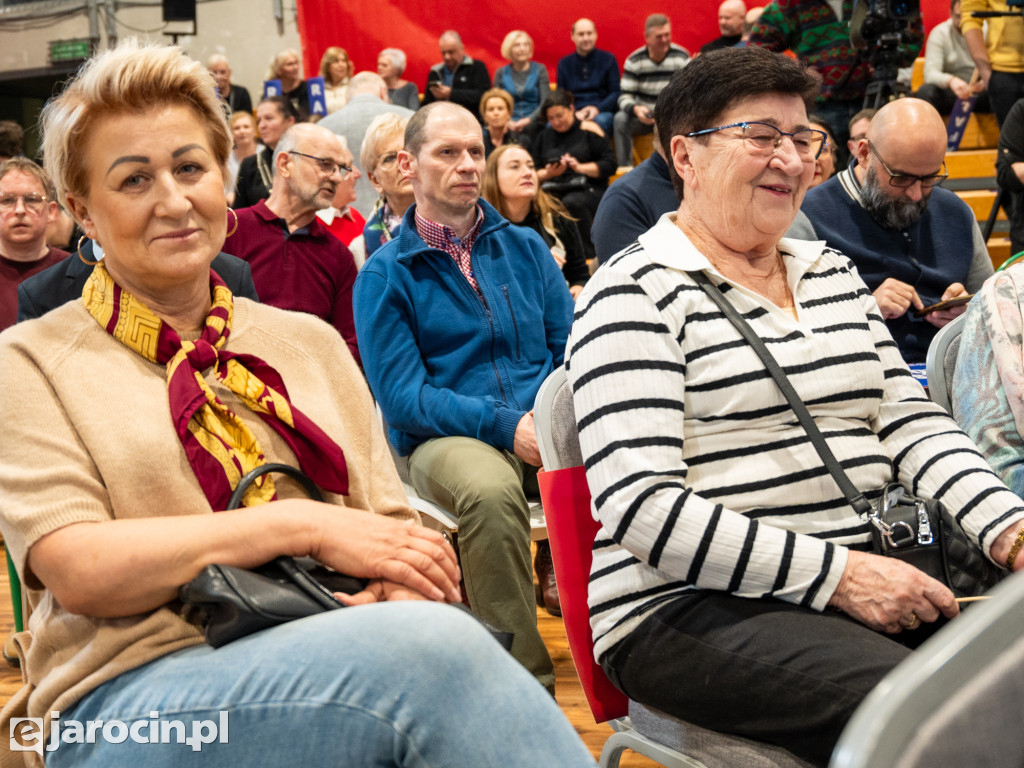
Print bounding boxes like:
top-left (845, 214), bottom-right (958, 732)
top-left (319, 45), bottom-right (351, 114)
top-left (268, 47), bottom-right (308, 118)
top-left (361, 112), bottom-right (415, 257)
top-left (0, 40), bottom-right (597, 768)
top-left (493, 30), bottom-right (549, 133)
top-left (482, 144), bottom-right (588, 299)
top-left (479, 88), bottom-right (529, 157)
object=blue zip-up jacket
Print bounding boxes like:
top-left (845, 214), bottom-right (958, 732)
top-left (354, 200), bottom-right (574, 457)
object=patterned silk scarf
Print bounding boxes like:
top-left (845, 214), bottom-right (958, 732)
top-left (82, 262), bottom-right (349, 510)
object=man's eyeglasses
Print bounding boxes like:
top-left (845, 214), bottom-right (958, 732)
top-left (0, 194), bottom-right (49, 213)
top-left (288, 151), bottom-right (353, 179)
top-left (685, 121), bottom-right (828, 161)
top-left (866, 140), bottom-right (948, 189)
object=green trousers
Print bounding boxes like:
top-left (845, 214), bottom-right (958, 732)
top-left (408, 436), bottom-right (555, 692)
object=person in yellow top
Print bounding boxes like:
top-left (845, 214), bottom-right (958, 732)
top-left (960, 0), bottom-right (1024, 123)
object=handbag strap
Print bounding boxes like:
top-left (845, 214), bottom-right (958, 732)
top-left (688, 270), bottom-right (873, 517)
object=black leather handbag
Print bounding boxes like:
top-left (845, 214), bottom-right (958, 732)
top-left (690, 271), bottom-right (1003, 599)
top-left (179, 463), bottom-right (515, 650)
top-left (179, 464), bottom-right (366, 648)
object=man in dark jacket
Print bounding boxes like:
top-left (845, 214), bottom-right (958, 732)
top-left (421, 31), bottom-right (491, 117)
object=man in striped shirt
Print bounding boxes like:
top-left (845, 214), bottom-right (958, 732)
top-left (612, 13), bottom-right (690, 169)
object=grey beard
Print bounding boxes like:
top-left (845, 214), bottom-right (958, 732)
top-left (860, 166), bottom-right (929, 230)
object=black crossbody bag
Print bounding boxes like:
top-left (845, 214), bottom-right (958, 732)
top-left (689, 271), bottom-right (1003, 598)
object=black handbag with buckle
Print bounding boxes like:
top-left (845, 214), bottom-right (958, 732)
top-left (179, 463), bottom-right (366, 648)
top-left (179, 463), bottom-right (515, 650)
top-left (689, 271), bottom-right (1003, 600)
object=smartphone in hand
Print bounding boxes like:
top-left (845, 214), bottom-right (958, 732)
top-left (912, 294), bottom-right (973, 318)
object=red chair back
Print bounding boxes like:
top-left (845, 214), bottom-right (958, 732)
top-left (538, 465), bottom-right (629, 723)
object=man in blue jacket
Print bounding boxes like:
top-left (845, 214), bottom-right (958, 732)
top-left (353, 102), bottom-right (573, 693)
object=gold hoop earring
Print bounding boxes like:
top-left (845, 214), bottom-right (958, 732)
top-left (77, 236), bottom-right (99, 266)
top-left (225, 208), bottom-right (239, 238)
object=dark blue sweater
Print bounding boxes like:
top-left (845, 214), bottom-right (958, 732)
top-left (802, 173), bottom-right (977, 362)
top-left (556, 49), bottom-right (621, 114)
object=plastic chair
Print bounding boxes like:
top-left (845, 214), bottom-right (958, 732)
top-left (535, 366), bottom-right (813, 768)
top-left (830, 571), bottom-right (1024, 768)
top-left (924, 313), bottom-right (967, 414)
top-left (375, 403), bottom-right (546, 540)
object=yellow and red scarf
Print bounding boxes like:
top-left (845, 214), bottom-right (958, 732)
top-left (83, 262), bottom-right (348, 509)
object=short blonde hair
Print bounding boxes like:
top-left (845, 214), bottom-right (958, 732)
top-left (500, 30), bottom-right (533, 60)
top-left (479, 88), bottom-right (514, 121)
top-left (360, 112), bottom-right (410, 176)
top-left (39, 39), bottom-right (230, 208)
top-left (319, 46), bottom-right (351, 86)
top-left (268, 48), bottom-right (301, 80)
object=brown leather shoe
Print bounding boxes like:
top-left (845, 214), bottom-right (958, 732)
top-left (534, 540), bottom-right (561, 617)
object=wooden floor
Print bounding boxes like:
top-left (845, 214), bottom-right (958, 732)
top-left (0, 543), bottom-right (657, 765)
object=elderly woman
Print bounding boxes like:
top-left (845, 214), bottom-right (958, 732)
top-left (226, 110), bottom-right (262, 205)
top-left (0, 41), bottom-right (597, 768)
top-left (532, 89), bottom-right (615, 260)
top-left (481, 144), bottom-right (588, 299)
top-left (361, 112), bottom-right (415, 257)
top-left (479, 88), bottom-right (529, 157)
top-left (493, 31), bottom-right (550, 133)
top-left (233, 95), bottom-right (298, 209)
top-left (564, 46), bottom-right (1024, 767)
top-left (319, 46), bottom-right (351, 114)
top-left (378, 48), bottom-right (419, 111)
top-left (268, 48), bottom-right (308, 119)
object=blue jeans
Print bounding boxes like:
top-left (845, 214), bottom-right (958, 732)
top-left (47, 603), bottom-right (595, 767)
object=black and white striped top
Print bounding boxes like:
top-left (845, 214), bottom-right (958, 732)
top-left (565, 215), bottom-right (1024, 661)
top-left (617, 44), bottom-right (690, 114)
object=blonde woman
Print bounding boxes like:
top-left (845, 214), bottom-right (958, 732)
top-left (320, 46), bottom-right (352, 114)
top-left (268, 48), bottom-right (308, 117)
top-left (493, 30), bottom-right (549, 132)
top-left (226, 111), bottom-right (263, 205)
top-left (0, 40), bottom-right (597, 768)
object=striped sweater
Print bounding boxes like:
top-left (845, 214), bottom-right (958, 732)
top-left (616, 44), bottom-right (690, 114)
top-left (565, 215), bottom-right (1024, 661)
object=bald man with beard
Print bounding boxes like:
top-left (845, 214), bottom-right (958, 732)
top-left (802, 98), bottom-right (992, 363)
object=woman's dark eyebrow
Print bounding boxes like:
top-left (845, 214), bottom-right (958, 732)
top-left (106, 155), bottom-right (148, 174)
top-left (172, 144), bottom-right (206, 158)
top-left (106, 144), bottom-right (207, 175)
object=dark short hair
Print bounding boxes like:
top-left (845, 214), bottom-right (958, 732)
top-left (0, 121), bottom-right (24, 159)
top-left (654, 46), bottom-right (820, 198)
top-left (259, 94), bottom-right (301, 123)
top-left (541, 89), bottom-right (575, 117)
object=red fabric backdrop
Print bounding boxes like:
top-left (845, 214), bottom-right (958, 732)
top-left (297, 0), bottom-right (950, 96)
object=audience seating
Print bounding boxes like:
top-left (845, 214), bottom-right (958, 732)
top-left (829, 571), bottom-right (1024, 768)
top-left (535, 366), bottom-right (813, 768)
top-left (375, 404), bottom-right (546, 540)
top-left (924, 313), bottom-right (967, 414)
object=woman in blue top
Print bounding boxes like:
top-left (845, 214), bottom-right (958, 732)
top-left (493, 31), bottom-right (550, 133)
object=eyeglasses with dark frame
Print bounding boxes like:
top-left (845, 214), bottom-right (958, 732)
top-left (685, 121), bottom-right (829, 161)
top-left (288, 150), bottom-right (353, 179)
top-left (0, 193), bottom-right (49, 214)
top-left (866, 140), bottom-right (948, 189)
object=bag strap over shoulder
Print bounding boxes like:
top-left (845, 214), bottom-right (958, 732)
top-left (688, 270), bottom-right (873, 517)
